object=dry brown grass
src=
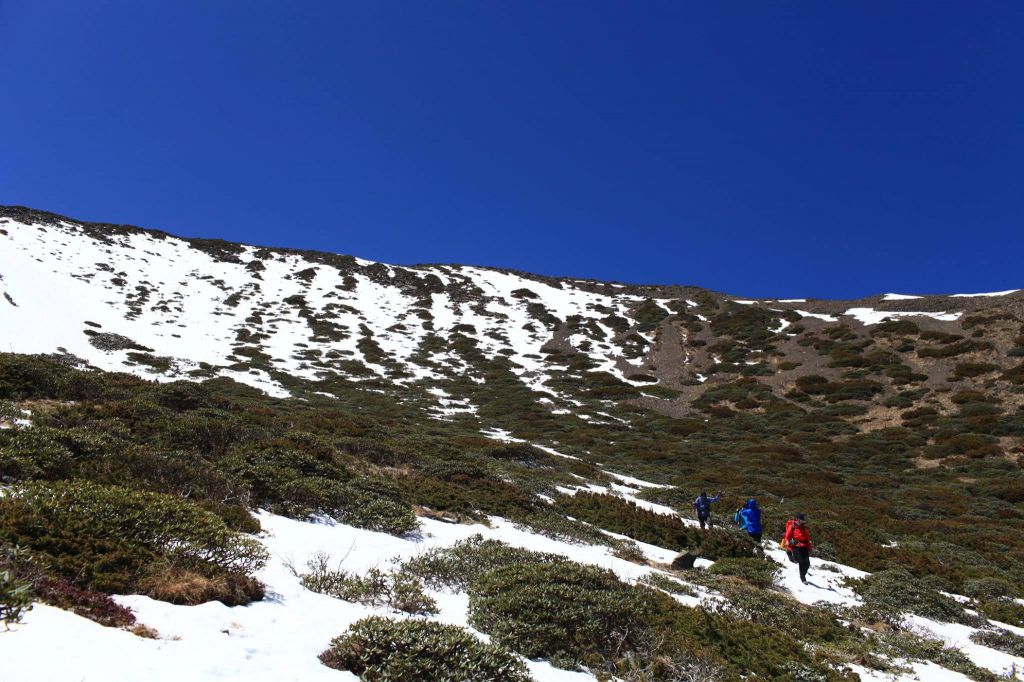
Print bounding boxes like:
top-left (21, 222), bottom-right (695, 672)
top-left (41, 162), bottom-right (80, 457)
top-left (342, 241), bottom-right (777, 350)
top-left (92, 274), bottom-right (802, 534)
top-left (130, 623), bottom-right (160, 639)
top-left (140, 567), bottom-right (230, 605)
top-left (413, 505), bottom-right (474, 525)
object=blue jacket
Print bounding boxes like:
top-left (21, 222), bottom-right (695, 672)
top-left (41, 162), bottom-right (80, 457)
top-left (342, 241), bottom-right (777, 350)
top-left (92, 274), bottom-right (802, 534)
top-left (736, 499), bottom-right (762, 533)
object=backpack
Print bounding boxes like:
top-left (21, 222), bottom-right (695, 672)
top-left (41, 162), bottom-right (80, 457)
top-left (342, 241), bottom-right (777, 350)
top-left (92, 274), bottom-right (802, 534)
top-left (782, 519), bottom-right (795, 544)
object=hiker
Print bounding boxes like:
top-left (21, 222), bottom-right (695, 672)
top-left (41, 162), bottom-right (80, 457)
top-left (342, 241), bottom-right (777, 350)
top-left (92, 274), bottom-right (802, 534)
top-left (782, 513), bottom-right (813, 584)
top-left (692, 490), bottom-right (722, 530)
top-left (734, 498), bottom-right (763, 543)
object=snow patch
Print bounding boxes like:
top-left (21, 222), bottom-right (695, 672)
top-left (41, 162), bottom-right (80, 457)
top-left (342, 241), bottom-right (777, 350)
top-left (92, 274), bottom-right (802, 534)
top-left (949, 289), bottom-right (1020, 298)
top-left (843, 308), bottom-right (962, 325)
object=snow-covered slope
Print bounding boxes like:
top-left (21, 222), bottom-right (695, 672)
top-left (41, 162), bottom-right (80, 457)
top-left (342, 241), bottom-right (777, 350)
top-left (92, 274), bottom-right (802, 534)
top-left (0, 210), bottom-right (667, 404)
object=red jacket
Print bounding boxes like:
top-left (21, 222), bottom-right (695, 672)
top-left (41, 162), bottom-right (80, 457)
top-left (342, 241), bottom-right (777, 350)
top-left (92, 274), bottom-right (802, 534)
top-left (783, 519), bottom-right (812, 550)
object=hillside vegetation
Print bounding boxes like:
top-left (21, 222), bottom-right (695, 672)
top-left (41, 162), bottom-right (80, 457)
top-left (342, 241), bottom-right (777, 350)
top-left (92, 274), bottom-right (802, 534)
top-left (1, 207), bottom-right (1023, 680)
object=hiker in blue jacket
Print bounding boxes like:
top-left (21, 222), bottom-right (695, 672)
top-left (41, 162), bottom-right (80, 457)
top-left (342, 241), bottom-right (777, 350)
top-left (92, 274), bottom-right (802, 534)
top-left (733, 498), bottom-right (763, 543)
top-left (692, 490), bottom-right (722, 529)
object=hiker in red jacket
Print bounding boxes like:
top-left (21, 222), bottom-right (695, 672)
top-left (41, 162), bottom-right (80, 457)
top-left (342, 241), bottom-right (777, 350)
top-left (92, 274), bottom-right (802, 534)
top-left (783, 513), bottom-right (813, 584)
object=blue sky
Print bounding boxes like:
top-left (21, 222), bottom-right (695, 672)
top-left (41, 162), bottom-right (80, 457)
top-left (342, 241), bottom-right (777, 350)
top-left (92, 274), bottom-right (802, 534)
top-left (1, 2), bottom-right (1021, 299)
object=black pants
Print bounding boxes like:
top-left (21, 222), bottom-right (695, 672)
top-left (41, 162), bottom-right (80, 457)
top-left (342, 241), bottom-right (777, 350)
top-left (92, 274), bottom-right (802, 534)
top-left (697, 512), bottom-right (711, 529)
top-left (747, 530), bottom-right (762, 543)
top-left (793, 546), bottom-right (810, 581)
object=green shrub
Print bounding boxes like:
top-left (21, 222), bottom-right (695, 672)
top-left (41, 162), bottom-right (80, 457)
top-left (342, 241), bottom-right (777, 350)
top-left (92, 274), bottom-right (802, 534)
top-left (554, 491), bottom-right (694, 549)
top-left (0, 353), bottom-right (132, 401)
top-left (1003, 363), bottom-right (1024, 385)
top-left (0, 428), bottom-right (74, 480)
top-left (707, 556), bottom-right (781, 588)
top-left (34, 574), bottom-right (138, 626)
top-left (953, 363), bottom-right (1000, 378)
top-left (513, 507), bottom-right (635, 551)
top-left (2, 327), bottom-right (1024, 679)
top-left (711, 304), bottom-right (781, 348)
top-left (233, 447), bottom-right (418, 534)
top-left (7, 481), bottom-right (266, 573)
top-left (643, 591), bottom-right (847, 681)
top-left (794, 376), bottom-right (884, 402)
top-left (962, 577), bottom-right (1016, 602)
top-left (977, 599), bottom-right (1024, 627)
top-left (849, 568), bottom-right (967, 623)
top-left (468, 560), bottom-right (654, 667)
top-left (0, 481), bottom-right (267, 598)
top-left (400, 535), bottom-right (562, 591)
top-left (872, 319), bottom-right (920, 336)
top-left (610, 540), bottom-right (647, 563)
top-left (320, 616), bottom-right (533, 682)
top-left (714, 583), bottom-right (852, 644)
top-left (387, 571), bottom-right (439, 615)
top-left (919, 340), bottom-right (991, 359)
top-left (695, 528), bottom-right (758, 560)
top-left (335, 483), bottom-right (419, 535)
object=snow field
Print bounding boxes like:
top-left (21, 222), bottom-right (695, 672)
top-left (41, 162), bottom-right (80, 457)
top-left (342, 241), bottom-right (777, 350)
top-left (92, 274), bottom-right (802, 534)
top-left (3, 502), bottom-right (1021, 680)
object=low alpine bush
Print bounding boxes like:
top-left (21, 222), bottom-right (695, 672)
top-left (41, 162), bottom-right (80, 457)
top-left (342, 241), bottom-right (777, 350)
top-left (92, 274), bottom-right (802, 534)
top-left (712, 583), bottom-right (852, 644)
top-left (467, 560), bottom-right (654, 668)
top-left (299, 554), bottom-right (437, 615)
top-left (319, 616), bottom-right (533, 682)
top-left (400, 535), bottom-right (562, 591)
top-left (707, 556), bottom-right (781, 588)
top-left (849, 567), bottom-right (967, 624)
top-left (0, 567), bottom-right (32, 627)
top-left (969, 628), bottom-right (1024, 657)
top-left (0, 481), bottom-right (267, 600)
top-left (637, 571), bottom-right (697, 597)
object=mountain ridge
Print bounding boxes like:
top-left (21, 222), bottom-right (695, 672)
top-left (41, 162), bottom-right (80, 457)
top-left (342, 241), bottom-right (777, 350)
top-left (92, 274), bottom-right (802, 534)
top-left (6, 204), bottom-right (1020, 302)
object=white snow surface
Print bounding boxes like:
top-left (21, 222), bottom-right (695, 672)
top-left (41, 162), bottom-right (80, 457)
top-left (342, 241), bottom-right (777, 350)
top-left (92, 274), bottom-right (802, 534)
top-left (795, 309), bottom-right (840, 322)
top-left (949, 289), bottom-right (1020, 298)
top-left (843, 307), bottom-right (962, 325)
top-left (601, 470), bottom-right (673, 489)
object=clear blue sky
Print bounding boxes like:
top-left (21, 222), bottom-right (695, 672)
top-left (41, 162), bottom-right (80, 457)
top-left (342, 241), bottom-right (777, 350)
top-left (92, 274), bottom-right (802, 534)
top-left (2, 2), bottom-right (1021, 299)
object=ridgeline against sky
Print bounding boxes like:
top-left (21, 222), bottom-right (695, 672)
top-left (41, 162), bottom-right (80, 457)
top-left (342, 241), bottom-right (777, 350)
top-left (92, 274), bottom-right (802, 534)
top-left (1, 2), bottom-right (1021, 298)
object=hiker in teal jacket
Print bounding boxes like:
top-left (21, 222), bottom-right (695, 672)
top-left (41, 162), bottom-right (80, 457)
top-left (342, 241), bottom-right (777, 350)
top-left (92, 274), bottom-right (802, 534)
top-left (733, 498), bottom-right (763, 543)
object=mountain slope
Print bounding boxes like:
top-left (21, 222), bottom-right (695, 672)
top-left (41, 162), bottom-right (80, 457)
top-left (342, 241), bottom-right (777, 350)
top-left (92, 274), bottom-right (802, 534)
top-left (3, 205), bottom-right (1022, 424)
top-left (1, 206), bottom-right (1023, 681)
